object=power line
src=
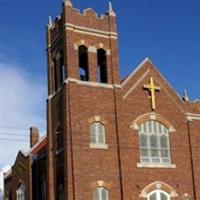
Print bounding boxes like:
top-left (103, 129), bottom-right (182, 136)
top-left (0, 132), bottom-right (29, 137)
top-left (0, 135), bottom-right (199, 150)
top-left (0, 126), bottom-right (29, 130)
top-left (0, 138), bottom-right (29, 143)
top-left (1, 138), bottom-right (198, 150)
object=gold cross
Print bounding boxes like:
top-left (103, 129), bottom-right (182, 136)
top-left (143, 77), bottom-right (161, 110)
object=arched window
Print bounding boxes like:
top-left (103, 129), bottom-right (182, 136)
top-left (148, 190), bottom-right (170, 200)
top-left (139, 120), bottom-right (171, 164)
top-left (90, 122), bottom-right (105, 145)
top-left (94, 187), bottom-right (109, 200)
top-left (16, 184), bottom-right (25, 200)
top-left (140, 181), bottom-right (177, 199)
top-left (78, 45), bottom-right (89, 81)
top-left (97, 49), bottom-right (107, 83)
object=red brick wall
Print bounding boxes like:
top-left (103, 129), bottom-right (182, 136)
top-left (46, 60), bottom-right (200, 200)
top-left (117, 61), bottom-right (196, 199)
top-left (65, 83), bottom-right (122, 199)
top-left (188, 119), bottom-right (200, 200)
top-left (11, 152), bottom-right (32, 200)
top-left (4, 175), bottom-right (12, 200)
top-left (46, 2), bottom-right (200, 200)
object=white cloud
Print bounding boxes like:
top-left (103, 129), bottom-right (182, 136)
top-left (0, 62), bottom-right (46, 169)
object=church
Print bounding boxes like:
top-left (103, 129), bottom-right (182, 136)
top-left (4, 0), bottom-right (200, 200)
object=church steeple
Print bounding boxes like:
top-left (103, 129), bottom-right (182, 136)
top-left (46, 1), bottom-right (119, 95)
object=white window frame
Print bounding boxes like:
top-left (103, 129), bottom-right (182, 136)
top-left (93, 187), bottom-right (109, 200)
top-left (90, 122), bottom-right (108, 149)
top-left (147, 190), bottom-right (170, 200)
top-left (139, 120), bottom-right (171, 165)
top-left (16, 184), bottom-right (25, 200)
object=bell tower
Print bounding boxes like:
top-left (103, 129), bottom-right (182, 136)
top-left (46, 0), bottom-right (120, 95)
top-left (46, 1), bottom-right (122, 200)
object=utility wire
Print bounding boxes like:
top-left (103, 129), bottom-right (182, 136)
top-left (1, 137), bottom-right (199, 151)
top-left (0, 126), bottom-right (29, 130)
top-left (0, 132), bottom-right (29, 137)
top-left (0, 138), bottom-right (29, 143)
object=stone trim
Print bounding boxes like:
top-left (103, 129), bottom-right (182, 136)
top-left (186, 112), bottom-right (200, 121)
top-left (67, 78), bottom-right (116, 89)
top-left (183, 193), bottom-right (192, 200)
top-left (74, 40), bottom-right (90, 49)
top-left (19, 163), bottom-right (26, 170)
top-left (187, 112), bottom-right (200, 117)
top-left (88, 46), bottom-right (97, 53)
top-left (121, 58), bottom-right (150, 86)
top-left (64, 0), bottom-right (72, 7)
top-left (137, 163), bottom-right (176, 169)
top-left (98, 43), bottom-right (104, 48)
top-left (97, 180), bottom-right (105, 187)
top-left (131, 112), bottom-right (176, 132)
top-left (139, 181), bottom-right (178, 198)
top-left (74, 41), bottom-right (111, 55)
top-left (47, 85), bottom-right (63, 100)
top-left (114, 84), bottom-right (122, 88)
top-left (93, 43), bottom-right (112, 55)
top-left (90, 180), bottom-right (111, 190)
top-left (64, 23), bottom-right (118, 39)
top-left (47, 22), bottom-right (118, 49)
top-left (187, 116), bottom-right (200, 121)
top-left (47, 79), bottom-right (122, 100)
top-left (89, 143), bottom-right (108, 149)
top-left (106, 49), bottom-right (111, 56)
top-left (88, 116), bottom-right (107, 124)
top-left (82, 8), bottom-right (97, 17)
top-left (46, 31), bottom-right (63, 50)
top-left (123, 70), bottom-right (150, 100)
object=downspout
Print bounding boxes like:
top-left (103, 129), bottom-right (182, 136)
top-left (187, 120), bottom-right (197, 200)
top-left (108, 14), bottom-right (124, 200)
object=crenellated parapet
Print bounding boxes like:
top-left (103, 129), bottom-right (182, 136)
top-left (47, 1), bottom-right (117, 47)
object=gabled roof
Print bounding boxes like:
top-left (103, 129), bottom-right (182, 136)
top-left (121, 57), bottom-right (150, 86)
top-left (17, 136), bottom-right (47, 157)
top-left (12, 136), bottom-right (47, 170)
top-left (29, 136), bottom-right (47, 155)
top-left (120, 57), bottom-right (187, 113)
top-left (121, 58), bottom-right (182, 100)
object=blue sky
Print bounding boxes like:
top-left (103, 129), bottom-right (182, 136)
top-left (0, 0), bottom-right (199, 169)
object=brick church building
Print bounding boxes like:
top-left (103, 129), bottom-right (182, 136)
top-left (4, 0), bottom-right (200, 200)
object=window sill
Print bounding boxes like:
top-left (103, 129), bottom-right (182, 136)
top-left (137, 163), bottom-right (176, 168)
top-left (89, 143), bottom-right (108, 149)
